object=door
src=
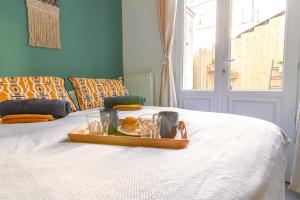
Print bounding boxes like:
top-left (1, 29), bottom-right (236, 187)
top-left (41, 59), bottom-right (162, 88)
top-left (175, 0), bottom-right (300, 179)
top-left (175, 0), bottom-right (220, 112)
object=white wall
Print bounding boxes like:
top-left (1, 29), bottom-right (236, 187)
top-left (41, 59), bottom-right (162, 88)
top-left (122, 0), bottom-right (163, 106)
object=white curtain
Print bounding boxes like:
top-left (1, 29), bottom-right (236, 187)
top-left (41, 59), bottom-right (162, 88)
top-left (157, 0), bottom-right (178, 107)
top-left (289, 102), bottom-right (300, 193)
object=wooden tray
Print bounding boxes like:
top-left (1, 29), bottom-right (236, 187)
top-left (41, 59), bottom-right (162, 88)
top-left (68, 121), bottom-right (189, 149)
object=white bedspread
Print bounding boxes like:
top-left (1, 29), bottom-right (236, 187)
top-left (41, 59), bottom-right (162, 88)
top-left (0, 107), bottom-right (288, 200)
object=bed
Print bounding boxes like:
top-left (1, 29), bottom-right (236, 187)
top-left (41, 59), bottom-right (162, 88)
top-left (0, 107), bottom-right (288, 200)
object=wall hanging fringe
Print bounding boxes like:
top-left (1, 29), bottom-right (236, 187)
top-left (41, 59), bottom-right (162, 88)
top-left (26, 0), bottom-right (61, 49)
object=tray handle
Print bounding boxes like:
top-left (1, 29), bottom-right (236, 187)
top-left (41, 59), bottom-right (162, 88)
top-left (178, 121), bottom-right (188, 139)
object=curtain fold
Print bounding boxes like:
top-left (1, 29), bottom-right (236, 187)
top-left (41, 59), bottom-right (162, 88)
top-left (289, 102), bottom-right (300, 193)
top-left (157, 0), bottom-right (178, 107)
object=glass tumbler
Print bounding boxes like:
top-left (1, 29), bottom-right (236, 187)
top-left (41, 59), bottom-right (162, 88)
top-left (138, 114), bottom-right (161, 138)
top-left (86, 111), bottom-right (101, 135)
top-left (101, 108), bottom-right (119, 134)
top-left (86, 112), bottom-right (110, 135)
top-left (99, 112), bottom-right (110, 136)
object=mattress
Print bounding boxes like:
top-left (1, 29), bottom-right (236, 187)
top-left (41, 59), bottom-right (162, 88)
top-left (0, 107), bottom-right (288, 200)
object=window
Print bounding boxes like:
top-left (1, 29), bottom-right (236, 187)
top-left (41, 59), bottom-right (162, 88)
top-left (183, 0), bottom-right (286, 91)
top-left (230, 0), bottom-right (286, 90)
top-left (183, 0), bottom-right (216, 90)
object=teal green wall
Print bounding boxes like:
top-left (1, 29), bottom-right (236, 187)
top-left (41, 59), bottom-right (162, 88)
top-left (0, 0), bottom-right (123, 89)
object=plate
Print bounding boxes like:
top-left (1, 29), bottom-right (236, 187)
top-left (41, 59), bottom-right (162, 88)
top-left (118, 126), bottom-right (140, 137)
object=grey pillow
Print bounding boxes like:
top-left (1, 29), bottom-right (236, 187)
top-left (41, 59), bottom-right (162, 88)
top-left (68, 90), bottom-right (79, 110)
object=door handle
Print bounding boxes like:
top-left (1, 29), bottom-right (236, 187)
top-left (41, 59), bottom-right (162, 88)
top-left (223, 59), bottom-right (235, 64)
top-left (222, 69), bottom-right (226, 74)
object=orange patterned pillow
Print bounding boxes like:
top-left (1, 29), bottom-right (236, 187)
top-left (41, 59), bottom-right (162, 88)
top-left (0, 76), bottom-right (77, 111)
top-left (68, 77), bottom-right (129, 110)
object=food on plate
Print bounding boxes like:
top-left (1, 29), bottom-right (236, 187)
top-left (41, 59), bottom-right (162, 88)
top-left (121, 117), bottom-right (139, 131)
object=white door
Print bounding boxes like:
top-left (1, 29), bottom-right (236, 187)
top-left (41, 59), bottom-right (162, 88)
top-left (174, 0), bottom-right (300, 179)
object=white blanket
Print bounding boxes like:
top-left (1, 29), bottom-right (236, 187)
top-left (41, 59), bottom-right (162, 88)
top-left (0, 107), bottom-right (288, 200)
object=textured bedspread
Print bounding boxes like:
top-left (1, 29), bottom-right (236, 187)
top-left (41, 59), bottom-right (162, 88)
top-left (0, 107), bottom-right (288, 200)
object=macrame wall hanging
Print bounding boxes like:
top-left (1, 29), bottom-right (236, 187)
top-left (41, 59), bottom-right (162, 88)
top-left (26, 0), bottom-right (61, 49)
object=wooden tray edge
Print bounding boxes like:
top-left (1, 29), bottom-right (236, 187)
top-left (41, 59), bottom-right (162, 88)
top-left (68, 133), bottom-right (189, 149)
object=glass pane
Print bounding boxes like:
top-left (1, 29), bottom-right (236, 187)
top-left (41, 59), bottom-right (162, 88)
top-left (183, 0), bottom-right (216, 90)
top-left (230, 0), bottom-right (286, 90)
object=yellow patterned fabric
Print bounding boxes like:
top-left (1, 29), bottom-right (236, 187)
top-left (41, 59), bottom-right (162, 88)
top-left (68, 77), bottom-right (129, 110)
top-left (0, 76), bottom-right (77, 111)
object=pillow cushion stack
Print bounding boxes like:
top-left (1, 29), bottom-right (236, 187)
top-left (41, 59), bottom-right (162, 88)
top-left (0, 76), bottom-right (77, 111)
top-left (68, 77), bottom-right (129, 110)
